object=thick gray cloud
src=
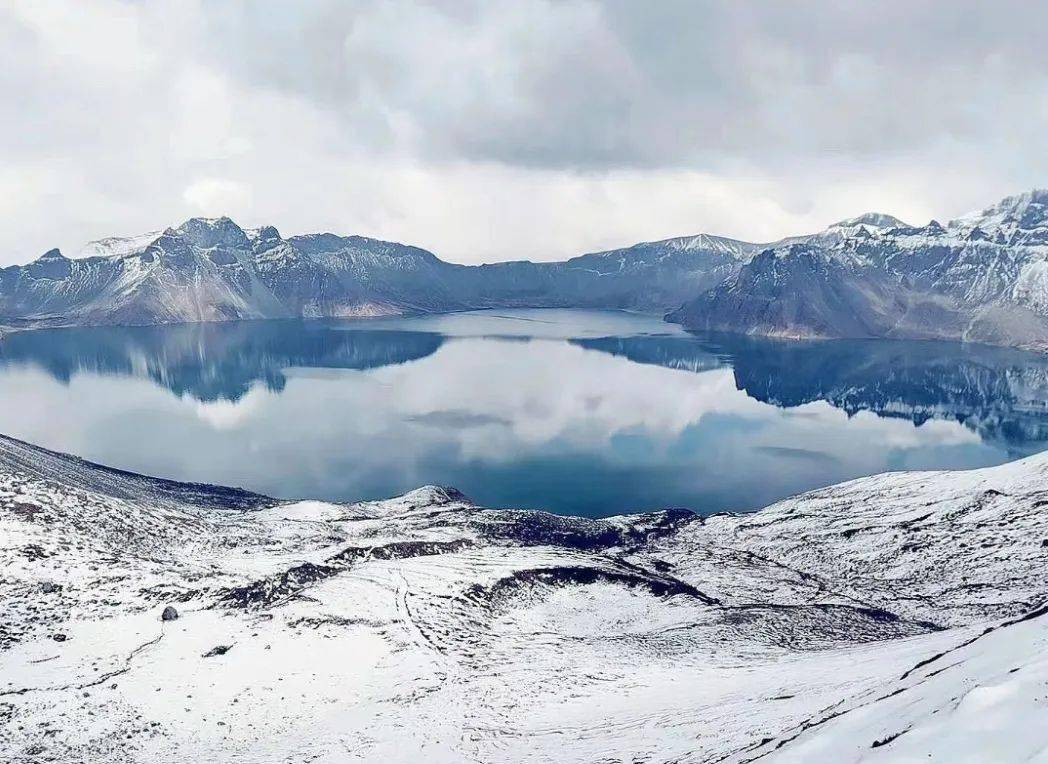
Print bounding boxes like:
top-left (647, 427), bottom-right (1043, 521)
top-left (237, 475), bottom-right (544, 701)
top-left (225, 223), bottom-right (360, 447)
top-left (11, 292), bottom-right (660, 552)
top-left (2, 0), bottom-right (1047, 265)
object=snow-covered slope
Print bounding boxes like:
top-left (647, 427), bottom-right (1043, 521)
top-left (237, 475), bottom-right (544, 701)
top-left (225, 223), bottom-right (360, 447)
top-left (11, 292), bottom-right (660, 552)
top-left (78, 231), bottom-right (164, 259)
top-left (2, 432), bottom-right (1046, 762)
top-left (671, 190), bottom-right (1048, 351)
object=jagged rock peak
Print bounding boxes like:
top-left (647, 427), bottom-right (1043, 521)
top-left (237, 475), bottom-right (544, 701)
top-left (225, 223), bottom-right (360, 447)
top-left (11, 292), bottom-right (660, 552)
top-left (989, 188), bottom-right (1048, 214)
top-left (954, 188), bottom-right (1048, 231)
top-left (248, 225), bottom-right (282, 243)
top-left (174, 216), bottom-right (249, 249)
top-left (37, 247), bottom-right (66, 261)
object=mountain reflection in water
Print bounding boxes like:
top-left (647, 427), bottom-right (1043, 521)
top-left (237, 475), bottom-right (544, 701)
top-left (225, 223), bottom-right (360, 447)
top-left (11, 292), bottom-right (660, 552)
top-left (0, 321), bottom-right (444, 401)
top-left (0, 310), bottom-right (1045, 516)
top-left (574, 333), bottom-right (1048, 454)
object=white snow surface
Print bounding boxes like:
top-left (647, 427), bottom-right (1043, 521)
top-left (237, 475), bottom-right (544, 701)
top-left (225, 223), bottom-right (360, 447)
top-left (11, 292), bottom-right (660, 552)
top-left (1, 433), bottom-right (1047, 762)
top-left (77, 231), bottom-right (163, 259)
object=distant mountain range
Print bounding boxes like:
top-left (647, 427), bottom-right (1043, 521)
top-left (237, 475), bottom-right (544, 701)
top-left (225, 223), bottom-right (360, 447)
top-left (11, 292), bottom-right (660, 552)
top-left (669, 190), bottom-right (1048, 351)
top-left (4, 189), bottom-right (1048, 351)
top-left (0, 218), bottom-right (753, 326)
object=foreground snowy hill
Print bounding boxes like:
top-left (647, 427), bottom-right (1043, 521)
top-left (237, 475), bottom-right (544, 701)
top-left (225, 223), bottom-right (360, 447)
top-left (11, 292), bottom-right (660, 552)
top-left (2, 433), bottom-right (1047, 762)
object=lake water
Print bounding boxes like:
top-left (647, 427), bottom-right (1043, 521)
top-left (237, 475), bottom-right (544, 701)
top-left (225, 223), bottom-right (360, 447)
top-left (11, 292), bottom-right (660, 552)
top-left (1, 309), bottom-right (1047, 517)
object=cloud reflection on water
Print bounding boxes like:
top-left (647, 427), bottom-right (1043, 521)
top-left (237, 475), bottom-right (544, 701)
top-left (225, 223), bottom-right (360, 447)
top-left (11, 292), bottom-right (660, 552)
top-left (0, 309), bottom-right (1030, 516)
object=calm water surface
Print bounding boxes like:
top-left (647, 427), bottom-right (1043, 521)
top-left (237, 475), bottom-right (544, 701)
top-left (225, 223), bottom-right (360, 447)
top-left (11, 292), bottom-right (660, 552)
top-left (1, 309), bottom-right (1047, 517)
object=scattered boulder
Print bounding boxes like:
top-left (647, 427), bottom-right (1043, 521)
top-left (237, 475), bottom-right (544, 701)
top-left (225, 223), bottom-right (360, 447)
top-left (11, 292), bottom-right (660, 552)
top-left (41, 581), bottom-right (61, 594)
top-left (161, 606), bottom-right (179, 622)
top-left (52, 633), bottom-right (67, 642)
top-left (202, 645), bottom-right (231, 658)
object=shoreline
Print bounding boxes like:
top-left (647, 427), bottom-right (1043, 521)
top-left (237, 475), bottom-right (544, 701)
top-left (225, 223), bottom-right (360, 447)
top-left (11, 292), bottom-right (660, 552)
top-left (2, 307), bottom-right (1047, 356)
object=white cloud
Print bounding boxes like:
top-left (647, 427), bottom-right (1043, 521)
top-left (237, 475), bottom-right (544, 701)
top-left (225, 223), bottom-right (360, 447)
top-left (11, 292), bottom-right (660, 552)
top-left (2, 0), bottom-right (1047, 265)
top-left (183, 178), bottom-right (253, 217)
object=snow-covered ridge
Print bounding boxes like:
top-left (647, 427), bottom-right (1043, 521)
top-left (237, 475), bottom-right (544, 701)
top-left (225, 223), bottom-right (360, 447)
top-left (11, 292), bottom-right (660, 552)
top-left (670, 188), bottom-right (1048, 351)
top-left (832, 212), bottom-right (911, 230)
top-left (7, 187), bottom-right (1048, 350)
top-left (77, 231), bottom-right (164, 260)
top-left (2, 432), bottom-right (1046, 761)
top-left (0, 216), bottom-right (767, 326)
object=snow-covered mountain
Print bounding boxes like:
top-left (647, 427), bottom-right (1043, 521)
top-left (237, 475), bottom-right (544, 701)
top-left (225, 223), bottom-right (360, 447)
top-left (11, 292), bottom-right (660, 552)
top-left (0, 219), bottom-right (464, 326)
top-left (2, 432), bottom-right (1047, 761)
top-left (670, 190), bottom-right (1048, 351)
top-left (0, 219), bottom-right (757, 327)
top-left (8, 189), bottom-right (1048, 351)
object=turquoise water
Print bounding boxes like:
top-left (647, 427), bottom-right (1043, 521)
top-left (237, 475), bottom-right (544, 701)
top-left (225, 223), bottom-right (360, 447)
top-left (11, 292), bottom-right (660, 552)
top-left (1, 309), bottom-right (1046, 516)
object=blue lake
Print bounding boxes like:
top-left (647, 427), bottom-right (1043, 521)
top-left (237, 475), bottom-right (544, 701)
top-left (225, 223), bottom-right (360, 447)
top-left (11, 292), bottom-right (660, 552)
top-left (1, 309), bottom-right (1046, 517)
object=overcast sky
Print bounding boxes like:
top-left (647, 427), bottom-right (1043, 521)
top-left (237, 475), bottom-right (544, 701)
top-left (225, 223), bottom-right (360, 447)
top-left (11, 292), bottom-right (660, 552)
top-left (2, 0), bottom-right (1047, 266)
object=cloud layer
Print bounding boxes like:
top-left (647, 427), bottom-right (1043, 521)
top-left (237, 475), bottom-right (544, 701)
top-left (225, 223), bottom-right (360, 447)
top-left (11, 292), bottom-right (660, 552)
top-left (3, 0), bottom-right (1048, 264)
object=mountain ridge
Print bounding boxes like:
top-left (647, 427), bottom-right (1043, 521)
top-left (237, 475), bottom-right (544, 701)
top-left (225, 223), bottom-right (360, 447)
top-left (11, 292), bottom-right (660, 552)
top-left (1, 215), bottom-right (757, 326)
top-left (669, 188), bottom-right (1048, 351)
top-left (6, 188), bottom-right (1048, 352)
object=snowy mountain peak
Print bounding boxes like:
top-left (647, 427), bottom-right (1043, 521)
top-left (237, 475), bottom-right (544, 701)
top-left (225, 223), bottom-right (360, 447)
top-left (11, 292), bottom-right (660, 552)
top-left (989, 188), bottom-right (1048, 217)
top-left (22, 248), bottom-right (73, 281)
top-left (659, 233), bottom-right (756, 255)
top-left (953, 188), bottom-right (1048, 233)
top-left (831, 212), bottom-right (909, 230)
top-left (174, 216), bottom-right (249, 249)
top-left (247, 225), bottom-right (282, 243)
top-left (284, 231), bottom-right (346, 254)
